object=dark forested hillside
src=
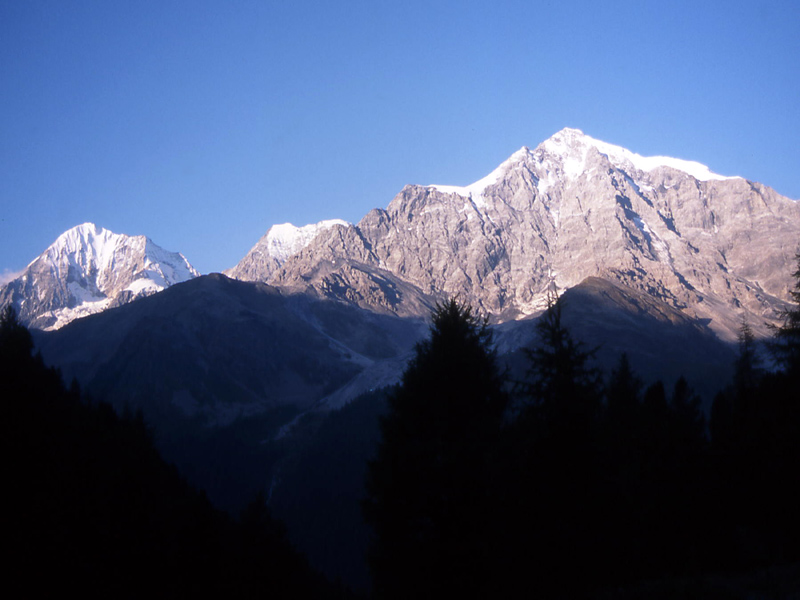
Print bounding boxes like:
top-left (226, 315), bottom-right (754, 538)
top-left (1, 306), bottom-right (348, 598)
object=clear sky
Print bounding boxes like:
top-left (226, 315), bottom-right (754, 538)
top-left (2, 0), bottom-right (798, 278)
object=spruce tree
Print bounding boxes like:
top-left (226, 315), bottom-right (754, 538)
top-left (505, 293), bottom-right (604, 595)
top-left (0, 305), bottom-right (33, 367)
top-left (769, 251), bottom-right (800, 377)
top-left (762, 251), bottom-right (800, 558)
top-left (363, 298), bottom-right (508, 599)
top-left (606, 352), bottom-right (642, 430)
top-left (734, 317), bottom-right (761, 393)
top-left (523, 292), bottom-right (602, 434)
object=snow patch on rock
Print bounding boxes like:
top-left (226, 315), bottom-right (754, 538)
top-left (265, 220), bottom-right (350, 263)
top-left (427, 147), bottom-right (533, 209)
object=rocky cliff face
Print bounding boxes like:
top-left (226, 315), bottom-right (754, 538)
top-left (233, 128), bottom-right (800, 341)
top-left (227, 219), bottom-right (350, 282)
top-left (0, 223), bottom-right (198, 330)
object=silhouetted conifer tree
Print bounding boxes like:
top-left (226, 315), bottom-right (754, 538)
top-left (709, 255), bottom-right (800, 565)
top-left (670, 376), bottom-right (706, 447)
top-left (606, 352), bottom-right (642, 429)
top-left (735, 317), bottom-right (762, 392)
top-left (758, 251), bottom-right (800, 560)
top-left (595, 353), bottom-right (647, 581)
top-left (523, 292), bottom-right (602, 433)
top-left (363, 298), bottom-right (508, 599)
top-left (768, 251), bottom-right (800, 377)
top-left (0, 305), bottom-right (33, 360)
top-left (500, 293), bottom-right (606, 595)
top-left (711, 318), bottom-right (762, 453)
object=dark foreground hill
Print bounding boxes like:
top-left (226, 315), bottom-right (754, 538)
top-left (34, 272), bottom-right (424, 512)
top-left (2, 307), bottom-right (348, 598)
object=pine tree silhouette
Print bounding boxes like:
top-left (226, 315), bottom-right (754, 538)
top-left (502, 293), bottom-right (605, 595)
top-left (363, 298), bottom-right (508, 599)
top-left (768, 251), bottom-right (800, 376)
top-left (523, 292), bottom-right (602, 434)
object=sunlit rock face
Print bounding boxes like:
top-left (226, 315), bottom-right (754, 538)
top-left (226, 219), bottom-right (350, 283)
top-left (0, 223), bottom-right (198, 330)
top-left (232, 128), bottom-right (800, 341)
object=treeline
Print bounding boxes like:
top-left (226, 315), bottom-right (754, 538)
top-left (364, 256), bottom-right (800, 598)
top-left (1, 306), bottom-right (349, 598)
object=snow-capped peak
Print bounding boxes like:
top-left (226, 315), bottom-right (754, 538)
top-left (2, 222), bottom-right (199, 330)
top-left (540, 127), bottom-right (737, 182)
top-left (427, 147), bottom-right (533, 209)
top-left (44, 223), bottom-right (132, 271)
top-left (41, 222), bottom-right (198, 284)
top-left (265, 219), bottom-right (350, 262)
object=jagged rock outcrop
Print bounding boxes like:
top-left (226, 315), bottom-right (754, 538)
top-left (231, 128), bottom-right (800, 340)
top-left (227, 219), bottom-right (350, 282)
top-left (0, 223), bottom-right (198, 330)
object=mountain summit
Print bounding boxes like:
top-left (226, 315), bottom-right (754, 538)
top-left (227, 219), bottom-right (350, 282)
top-left (232, 128), bottom-right (800, 341)
top-left (428, 128), bottom-right (735, 203)
top-left (537, 127), bottom-right (737, 182)
top-left (0, 223), bottom-right (198, 329)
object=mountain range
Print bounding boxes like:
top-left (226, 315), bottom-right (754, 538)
top-left (230, 127), bottom-right (800, 342)
top-left (5, 128), bottom-right (798, 342)
top-left (6, 127), bottom-right (799, 588)
top-left (2, 126), bottom-right (798, 423)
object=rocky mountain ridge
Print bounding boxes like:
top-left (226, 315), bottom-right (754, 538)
top-left (233, 128), bottom-right (800, 341)
top-left (0, 223), bottom-right (198, 330)
top-left (5, 128), bottom-right (798, 338)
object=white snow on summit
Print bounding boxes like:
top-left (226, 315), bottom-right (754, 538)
top-left (428, 128), bottom-right (737, 203)
top-left (428, 147), bottom-right (532, 208)
top-left (265, 219), bottom-right (350, 262)
top-left (2, 223), bottom-right (199, 330)
top-left (42, 223), bottom-right (199, 289)
top-left (541, 128), bottom-right (738, 182)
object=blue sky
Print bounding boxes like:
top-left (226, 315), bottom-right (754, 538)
top-left (2, 0), bottom-right (798, 277)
